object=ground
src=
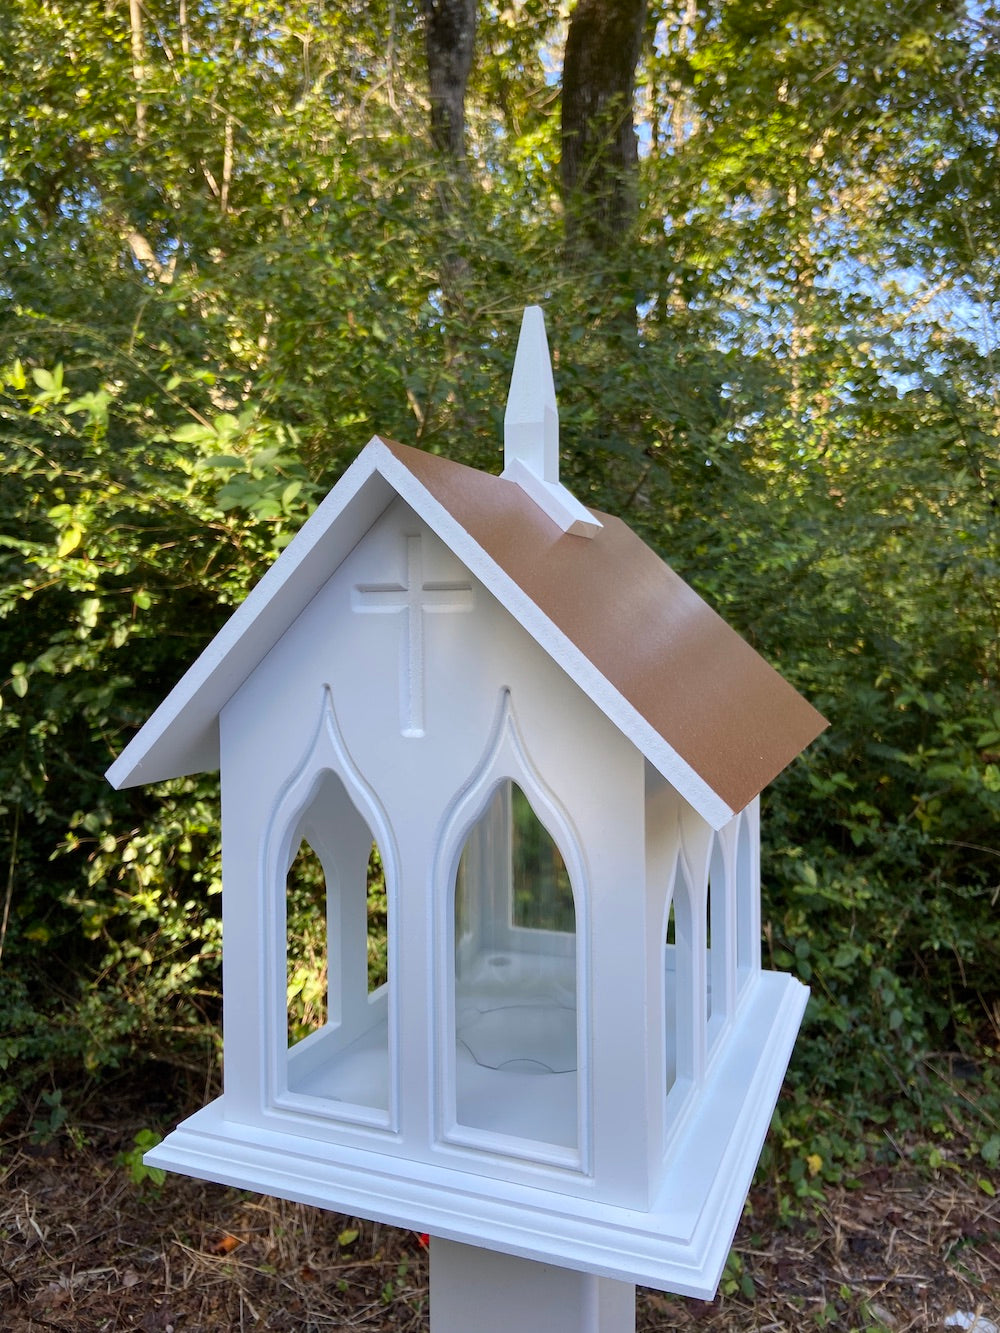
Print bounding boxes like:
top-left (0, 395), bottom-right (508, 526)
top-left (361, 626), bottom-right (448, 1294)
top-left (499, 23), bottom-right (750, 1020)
top-left (1, 1083), bottom-right (997, 1332)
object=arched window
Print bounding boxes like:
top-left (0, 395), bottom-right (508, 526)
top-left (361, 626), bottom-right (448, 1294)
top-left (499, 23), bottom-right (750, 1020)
top-left (452, 779), bottom-right (578, 1154)
top-left (282, 771), bottom-right (391, 1118)
top-left (436, 693), bottom-right (585, 1168)
top-left (264, 691), bottom-right (397, 1130)
top-left (736, 809), bottom-right (757, 992)
top-left (706, 837), bottom-right (731, 1053)
top-left (664, 897), bottom-right (678, 1098)
top-left (286, 839), bottom-right (328, 1046)
top-left (664, 861), bottom-right (698, 1119)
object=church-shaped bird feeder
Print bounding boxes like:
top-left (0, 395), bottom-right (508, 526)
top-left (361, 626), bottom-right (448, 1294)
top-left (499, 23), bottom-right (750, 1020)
top-left (107, 308), bottom-right (826, 1321)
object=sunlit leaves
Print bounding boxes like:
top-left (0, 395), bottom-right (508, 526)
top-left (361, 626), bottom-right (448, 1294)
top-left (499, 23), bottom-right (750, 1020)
top-left (56, 524), bottom-right (84, 558)
top-left (0, 0), bottom-right (996, 1155)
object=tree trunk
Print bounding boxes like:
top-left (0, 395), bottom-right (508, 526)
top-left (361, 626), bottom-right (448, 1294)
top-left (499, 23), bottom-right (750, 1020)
top-left (422, 0), bottom-right (476, 162)
top-left (561, 0), bottom-right (647, 256)
top-left (128, 0), bottom-right (147, 144)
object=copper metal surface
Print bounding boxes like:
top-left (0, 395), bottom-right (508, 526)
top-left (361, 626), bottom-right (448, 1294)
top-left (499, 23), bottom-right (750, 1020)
top-left (383, 439), bottom-right (828, 815)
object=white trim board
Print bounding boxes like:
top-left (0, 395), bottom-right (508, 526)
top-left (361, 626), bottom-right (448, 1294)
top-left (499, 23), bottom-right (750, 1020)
top-left (145, 972), bottom-right (807, 1300)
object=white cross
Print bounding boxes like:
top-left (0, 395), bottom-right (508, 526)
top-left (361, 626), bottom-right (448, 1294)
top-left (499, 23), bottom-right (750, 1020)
top-left (353, 534), bottom-right (474, 736)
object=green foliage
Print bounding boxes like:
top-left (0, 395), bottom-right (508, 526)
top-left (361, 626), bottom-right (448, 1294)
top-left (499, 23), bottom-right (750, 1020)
top-left (0, 355), bottom-right (317, 1099)
top-left (720, 1248), bottom-right (756, 1301)
top-left (366, 844), bottom-right (390, 993)
top-left (117, 1128), bottom-right (167, 1190)
top-left (30, 1089), bottom-right (68, 1145)
top-left (510, 783), bottom-right (575, 933)
top-left (286, 840), bottom-right (389, 1044)
top-left (0, 0), bottom-right (997, 1199)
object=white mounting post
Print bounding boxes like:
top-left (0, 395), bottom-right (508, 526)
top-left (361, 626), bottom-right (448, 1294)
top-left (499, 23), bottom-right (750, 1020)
top-left (430, 1240), bottom-right (636, 1333)
top-left (502, 306), bottom-right (602, 538)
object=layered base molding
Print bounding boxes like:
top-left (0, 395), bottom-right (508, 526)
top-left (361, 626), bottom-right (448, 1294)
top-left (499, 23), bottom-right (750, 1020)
top-left (145, 972), bottom-right (807, 1300)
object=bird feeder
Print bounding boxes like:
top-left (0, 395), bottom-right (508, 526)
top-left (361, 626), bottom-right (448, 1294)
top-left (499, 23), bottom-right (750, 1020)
top-left (107, 308), bottom-right (826, 1329)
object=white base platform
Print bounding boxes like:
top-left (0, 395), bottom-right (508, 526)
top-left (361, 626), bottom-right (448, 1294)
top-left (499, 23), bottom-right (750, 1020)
top-left (145, 972), bottom-right (807, 1299)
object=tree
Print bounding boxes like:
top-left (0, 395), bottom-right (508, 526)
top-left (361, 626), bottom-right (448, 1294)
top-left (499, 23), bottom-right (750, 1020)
top-left (561, 0), bottom-right (648, 255)
top-left (0, 0), bottom-right (997, 1167)
top-left (423, 0), bottom-right (477, 161)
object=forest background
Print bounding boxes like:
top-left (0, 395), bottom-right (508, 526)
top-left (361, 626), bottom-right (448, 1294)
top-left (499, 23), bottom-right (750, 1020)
top-left (0, 0), bottom-right (998, 1229)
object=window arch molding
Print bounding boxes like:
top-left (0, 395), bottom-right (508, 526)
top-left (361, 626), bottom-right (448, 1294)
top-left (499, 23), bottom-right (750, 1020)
top-left (432, 689), bottom-right (591, 1170)
top-left (735, 804), bottom-right (759, 987)
top-left (707, 831), bottom-right (735, 1050)
top-left (662, 849), bottom-right (700, 1128)
top-left (261, 686), bottom-right (399, 1128)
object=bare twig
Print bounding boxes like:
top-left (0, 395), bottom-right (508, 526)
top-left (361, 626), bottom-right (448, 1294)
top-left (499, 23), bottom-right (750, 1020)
top-left (0, 801), bottom-right (21, 969)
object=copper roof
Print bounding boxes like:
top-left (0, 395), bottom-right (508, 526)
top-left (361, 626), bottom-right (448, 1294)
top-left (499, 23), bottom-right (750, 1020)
top-left (382, 439), bottom-right (827, 818)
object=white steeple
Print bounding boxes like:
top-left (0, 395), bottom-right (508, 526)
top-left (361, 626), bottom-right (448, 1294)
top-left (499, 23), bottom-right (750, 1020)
top-left (503, 304), bottom-right (559, 482)
top-left (501, 306), bottom-right (601, 538)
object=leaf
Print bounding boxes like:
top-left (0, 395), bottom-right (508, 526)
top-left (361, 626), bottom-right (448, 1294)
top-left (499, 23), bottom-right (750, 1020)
top-left (832, 942), bottom-right (860, 969)
top-left (337, 1229), bottom-right (359, 1248)
top-left (201, 454), bottom-right (245, 470)
top-left (170, 422), bottom-right (216, 446)
top-left (208, 1233), bottom-right (241, 1255)
top-left (281, 480), bottom-right (303, 510)
top-left (212, 413), bottom-right (242, 440)
top-left (216, 479), bottom-right (256, 511)
top-left (57, 524), bottom-right (84, 558)
top-left (798, 862), bottom-right (818, 888)
top-left (250, 446), bottom-right (281, 469)
top-left (29, 364), bottom-right (65, 402)
top-left (65, 389), bottom-right (111, 425)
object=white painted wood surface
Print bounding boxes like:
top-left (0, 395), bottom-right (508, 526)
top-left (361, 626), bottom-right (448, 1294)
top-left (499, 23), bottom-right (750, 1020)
top-left (144, 970), bottom-right (807, 1298)
top-left (430, 1239), bottom-right (636, 1333)
top-left (138, 491), bottom-right (808, 1297)
top-left (501, 306), bottom-right (602, 537)
top-left (113, 306), bottom-right (818, 1310)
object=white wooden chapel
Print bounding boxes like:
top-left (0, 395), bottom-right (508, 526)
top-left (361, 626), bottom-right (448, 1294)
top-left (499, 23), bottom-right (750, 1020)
top-left (107, 308), bottom-right (826, 1318)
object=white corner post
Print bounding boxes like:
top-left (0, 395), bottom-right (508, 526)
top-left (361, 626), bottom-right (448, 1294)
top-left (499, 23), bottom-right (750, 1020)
top-left (430, 1240), bottom-right (636, 1333)
top-left (502, 306), bottom-right (602, 539)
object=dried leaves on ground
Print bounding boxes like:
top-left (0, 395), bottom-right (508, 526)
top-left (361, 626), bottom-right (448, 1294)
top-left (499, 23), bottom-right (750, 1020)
top-left (1, 1093), bottom-right (997, 1332)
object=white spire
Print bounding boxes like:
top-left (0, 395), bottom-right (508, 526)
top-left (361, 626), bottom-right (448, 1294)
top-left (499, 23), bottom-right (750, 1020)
top-left (504, 304), bottom-right (559, 483)
top-left (501, 307), bottom-right (601, 538)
